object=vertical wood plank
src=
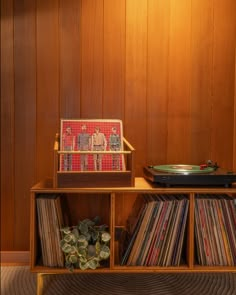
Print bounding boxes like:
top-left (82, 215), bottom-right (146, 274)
top-left (125, 0), bottom-right (147, 175)
top-left (14, 0), bottom-right (36, 249)
top-left (81, 0), bottom-right (103, 118)
top-left (103, 0), bottom-right (125, 120)
top-left (190, 0), bottom-right (214, 164)
top-left (211, 0), bottom-right (236, 170)
top-left (167, 0), bottom-right (191, 163)
top-left (59, 0), bottom-right (81, 119)
top-left (36, 0), bottom-right (59, 181)
top-left (234, 52), bottom-right (236, 171)
top-left (146, 0), bottom-right (170, 165)
top-left (1, 0), bottom-right (15, 250)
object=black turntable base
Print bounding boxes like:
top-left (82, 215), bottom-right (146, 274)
top-left (143, 165), bottom-right (236, 187)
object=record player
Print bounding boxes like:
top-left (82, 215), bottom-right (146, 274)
top-left (143, 164), bottom-right (236, 187)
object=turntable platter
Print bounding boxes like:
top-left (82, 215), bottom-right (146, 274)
top-left (152, 164), bottom-right (214, 174)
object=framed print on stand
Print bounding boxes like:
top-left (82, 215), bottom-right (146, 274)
top-left (60, 119), bottom-right (125, 172)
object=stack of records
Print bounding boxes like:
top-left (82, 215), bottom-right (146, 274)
top-left (195, 194), bottom-right (236, 266)
top-left (36, 195), bottom-right (65, 267)
top-left (121, 194), bottom-right (189, 266)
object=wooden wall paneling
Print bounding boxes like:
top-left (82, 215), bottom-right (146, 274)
top-left (0, 251), bottom-right (29, 265)
top-left (59, 0), bottom-right (81, 119)
top-left (211, 0), bottom-right (236, 170)
top-left (125, 0), bottom-right (148, 176)
top-left (36, 0), bottom-right (59, 181)
top-left (146, 0), bottom-right (170, 166)
top-left (190, 0), bottom-right (214, 165)
top-left (234, 49), bottom-right (236, 171)
top-left (114, 194), bottom-right (125, 226)
top-left (65, 194), bottom-right (110, 226)
top-left (103, 0), bottom-right (125, 120)
top-left (80, 0), bottom-right (104, 118)
top-left (1, 0), bottom-right (236, 254)
top-left (115, 193), bottom-right (139, 227)
top-left (167, 0), bottom-right (192, 164)
top-left (1, 0), bottom-right (15, 250)
top-left (13, 0), bottom-right (36, 250)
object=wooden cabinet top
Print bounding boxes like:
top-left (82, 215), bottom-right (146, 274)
top-left (31, 177), bottom-right (236, 194)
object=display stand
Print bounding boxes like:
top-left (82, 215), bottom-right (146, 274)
top-left (53, 134), bottom-right (135, 188)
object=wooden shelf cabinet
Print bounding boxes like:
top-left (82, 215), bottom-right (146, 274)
top-left (30, 178), bottom-right (236, 293)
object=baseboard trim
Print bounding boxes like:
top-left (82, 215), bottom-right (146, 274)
top-left (0, 251), bottom-right (30, 265)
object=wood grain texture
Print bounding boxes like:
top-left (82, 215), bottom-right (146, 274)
top-left (167, 0), bottom-right (191, 164)
top-left (211, 0), bottom-right (236, 170)
top-left (36, 0), bottom-right (59, 181)
top-left (13, 0), bottom-right (37, 249)
top-left (0, 251), bottom-right (30, 265)
top-left (1, 0), bottom-right (236, 251)
top-left (1, 0), bottom-right (15, 250)
top-left (59, 0), bottom-right (81, 119)
top-left (125, 0), bottom-right (148, 175)
top-left (103, 0), bottom-right (125, 120)
top-left (64, 194), bottom-right (110, 227)
top-left (146, 0), bottom-right (170, 165)
top-left (81, 0), bottom-right (103, 118)
top-left (234, 50), bottom-right (236, 171)
top-left (190, 0), bottom-right (213, 165)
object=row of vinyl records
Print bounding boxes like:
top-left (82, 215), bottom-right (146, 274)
top-left (194, 194), bottom-right (236, 266)
top-left (121, 194), bottom-right (236, 266)
top-left (36, 195), bottom-right (65, 267)
top-left (36, 194), bottom-right (236, 268)
top-left (121, 194), bottom-right (189, 266)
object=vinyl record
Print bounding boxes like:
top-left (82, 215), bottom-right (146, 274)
top-left (152, 164), bottom-right (214, 174)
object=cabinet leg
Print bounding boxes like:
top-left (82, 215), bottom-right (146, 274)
top-left (37, 273), bottom-right (44, 295)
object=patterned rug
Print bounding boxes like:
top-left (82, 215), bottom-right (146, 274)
top-left (1, 266), bottom-right (236, 295)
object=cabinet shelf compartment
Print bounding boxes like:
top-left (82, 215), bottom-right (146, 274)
top-left (53, 135), bottom-right (135, 188)
top-left (113, 193), bottom-right (190, 268)
top-left (193, 193), bottom-right (236, 268)
top-left (30, 190), bottom-right (112, 272)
